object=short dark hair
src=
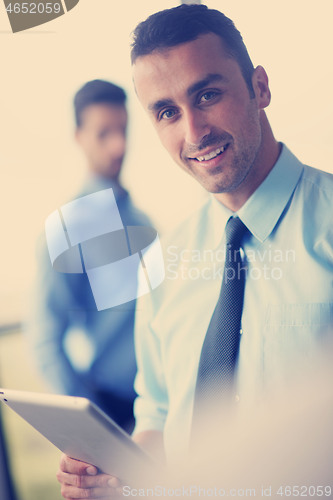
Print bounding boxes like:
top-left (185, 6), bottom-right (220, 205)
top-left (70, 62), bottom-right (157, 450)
top-left (131, 4), bottom-right (255, 96)
top-left (74, 79), bottom-right (127, 127)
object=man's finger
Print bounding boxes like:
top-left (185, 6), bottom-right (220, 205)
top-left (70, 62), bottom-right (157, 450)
top-left (108, 477), bottom-right (121, 488)
top-left (60, 483), bottom-right (118, 499)
top-left (65, 497), bottom-right (116, 500)
top-left (60, 454), bottom-right (98, 475)
top-left (65, 498), bottom-right (115, 500)
top-left (56, 469), bottom-right (113, 488)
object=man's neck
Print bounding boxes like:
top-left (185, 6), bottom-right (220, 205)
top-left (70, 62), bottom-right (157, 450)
top-left (88, 171), bottom-right (121, 186)
top-left (214, 113), bottom-right (281, 212)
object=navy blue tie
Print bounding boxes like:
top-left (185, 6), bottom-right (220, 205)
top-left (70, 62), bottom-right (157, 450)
top-left (192, 216), bottom-right (248, 419)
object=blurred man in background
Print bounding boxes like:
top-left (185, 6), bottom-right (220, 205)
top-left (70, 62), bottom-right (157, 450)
top-left (27, 79), bottom-right (150, 432)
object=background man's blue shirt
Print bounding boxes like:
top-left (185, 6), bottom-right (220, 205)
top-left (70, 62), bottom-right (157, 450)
top-left (28, 176), bottom-right (151, 406)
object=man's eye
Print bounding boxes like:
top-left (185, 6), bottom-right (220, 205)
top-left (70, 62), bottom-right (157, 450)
top-left (160, 109), bottom-right (177, 120)
top-left (98, 129), bottom-right (110, 140)
top-left (199, 91), bottom-right (218, 103)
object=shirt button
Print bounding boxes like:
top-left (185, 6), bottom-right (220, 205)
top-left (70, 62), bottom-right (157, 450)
top-left (240, 328), bottom-right (243, 335)
top-left (235, 395), bottom-right (240, 403)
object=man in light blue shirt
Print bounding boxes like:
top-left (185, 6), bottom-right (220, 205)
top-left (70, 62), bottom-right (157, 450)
top-left (57, 6), bottom-right (332, 496)
top-left (28, 80), bottom-right (150, 432)
top-left (134, 144), bottom-right (332, 461)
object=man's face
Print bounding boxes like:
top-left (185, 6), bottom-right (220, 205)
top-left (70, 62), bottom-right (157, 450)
top-left (133, 33), bottom-right (268, 195)
top-left (76, 103), bottom-right (127, 179)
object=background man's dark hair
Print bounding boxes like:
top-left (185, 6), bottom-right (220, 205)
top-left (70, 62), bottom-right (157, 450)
top-left (131, 4), bottom-right (255, 97)
top-left (74, 79), bottom-right (127, 127)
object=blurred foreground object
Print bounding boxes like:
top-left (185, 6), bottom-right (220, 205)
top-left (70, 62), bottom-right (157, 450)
top-left (172, 338), bottom-right (333, 496)
top-left (0, 406), bottom-right (18, 500)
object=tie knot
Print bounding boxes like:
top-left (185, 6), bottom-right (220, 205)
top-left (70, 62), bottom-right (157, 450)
top-left (225, 217), bottom-right (248, 247)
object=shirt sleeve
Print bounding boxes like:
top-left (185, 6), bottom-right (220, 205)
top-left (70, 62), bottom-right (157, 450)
top-left (24, 235), bottom-right (94, 398)
top-left (133, 283), bottom-right (168, 435)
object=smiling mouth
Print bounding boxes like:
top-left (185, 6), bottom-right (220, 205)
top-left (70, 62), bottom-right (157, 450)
top-left (190, 144), bottom-right (229, 162)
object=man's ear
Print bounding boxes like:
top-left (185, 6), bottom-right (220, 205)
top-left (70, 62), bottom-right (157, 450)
top-left (252, 65), bottom-right (271, 109)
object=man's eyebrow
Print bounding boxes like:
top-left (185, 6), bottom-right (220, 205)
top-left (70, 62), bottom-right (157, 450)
top-left (148, 98), bottom-right (175, 113)
top-left (147, 74), bottom-right (226, 113)
top-left (187, 73), bottom-right (227, 97)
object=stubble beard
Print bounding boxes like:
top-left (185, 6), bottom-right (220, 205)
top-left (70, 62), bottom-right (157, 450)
top-left (184, 137), bottom-right (261, 195)
top-left (184, 112), bottom-right (262, 194)
top-left (209, 140), bottom-right (261, 194)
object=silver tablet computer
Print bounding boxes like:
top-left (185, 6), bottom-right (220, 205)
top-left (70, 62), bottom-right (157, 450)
top-left (0, 388), bottom-right (158, 487)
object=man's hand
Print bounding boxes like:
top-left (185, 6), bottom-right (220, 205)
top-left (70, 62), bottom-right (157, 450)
top-left (56, 454), bottom-right (121, 499)
top-left (56, 431), bottom-right (164, 499)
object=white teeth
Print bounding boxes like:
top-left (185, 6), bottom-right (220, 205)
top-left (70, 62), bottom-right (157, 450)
top-left (196, 146), bottom-right (225, 162)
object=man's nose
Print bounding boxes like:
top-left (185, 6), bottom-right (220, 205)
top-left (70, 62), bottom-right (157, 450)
top-left (183, 109), bottom-right (210, 148)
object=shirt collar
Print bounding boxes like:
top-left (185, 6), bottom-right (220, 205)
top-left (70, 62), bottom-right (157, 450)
top-left (209, 197), bottom-right (233, 249)
top-left (210, 144), bottom-right (304, 247)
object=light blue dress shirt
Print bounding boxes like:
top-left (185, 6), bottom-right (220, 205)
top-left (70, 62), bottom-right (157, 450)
top-left (133, 145), bottom-right (333, 462)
